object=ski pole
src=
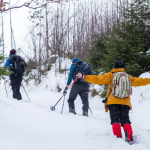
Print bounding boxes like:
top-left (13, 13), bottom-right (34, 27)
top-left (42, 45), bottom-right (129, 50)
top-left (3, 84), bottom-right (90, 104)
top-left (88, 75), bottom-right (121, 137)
top-left (70, 77), bottom-right (77, 87)
top-left (22, 85), bottom-right (31, 102)
top-left (60, 77), bottom-right (77, 114)
top-left (51, 78), bottom-right (78, 112)
top-left (61, 95), bottom-right (66, 114)
top-left (50, 93), bottom-right (66, 111)
top-left (4, 80), bottom-right (8, 97)
top-left (88, 107), bottom-right (93, 114)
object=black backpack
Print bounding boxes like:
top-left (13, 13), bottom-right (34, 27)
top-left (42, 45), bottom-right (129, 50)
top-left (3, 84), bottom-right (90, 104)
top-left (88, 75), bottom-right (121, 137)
top-left (10, 55), bottom-right (25, 74)
top-left (72, 61), bottom-right (92, 80)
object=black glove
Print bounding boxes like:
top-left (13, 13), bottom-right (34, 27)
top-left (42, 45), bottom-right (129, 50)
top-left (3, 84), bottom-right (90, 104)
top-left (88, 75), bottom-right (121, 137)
top-left (63, 87), bottom-right (68, 95)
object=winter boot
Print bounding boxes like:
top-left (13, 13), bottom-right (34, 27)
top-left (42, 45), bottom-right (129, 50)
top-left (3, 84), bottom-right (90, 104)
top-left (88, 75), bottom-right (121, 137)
top-left (69, 107), bottom-right (76, 114)
top-left (16, 92), bottom-right (22, 100)
top-left (13, 91), bottom-right (18, 99)
top-left (123, 124), bottom-right (134, 145)
top-left (82, 111), bottom-right (88, 117)
top-left (112, 123), bottom-right (122, 138)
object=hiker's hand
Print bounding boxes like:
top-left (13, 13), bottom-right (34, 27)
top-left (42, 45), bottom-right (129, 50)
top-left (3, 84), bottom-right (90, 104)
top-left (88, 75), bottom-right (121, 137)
top-left (63, 86), bottom-right (68, 95)
top-left (76, 72), bottom-right (82, 78)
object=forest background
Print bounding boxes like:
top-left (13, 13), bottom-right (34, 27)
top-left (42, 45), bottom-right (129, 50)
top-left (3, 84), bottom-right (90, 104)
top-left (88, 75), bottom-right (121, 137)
top-left (0, 0), bottom-right (150, 97)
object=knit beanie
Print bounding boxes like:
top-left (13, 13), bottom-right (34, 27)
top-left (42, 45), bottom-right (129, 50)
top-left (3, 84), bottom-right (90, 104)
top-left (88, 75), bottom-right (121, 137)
top-left (114, 61), bottom-right (125, 68)
top-left (10, 49), bottom-right (16, 55)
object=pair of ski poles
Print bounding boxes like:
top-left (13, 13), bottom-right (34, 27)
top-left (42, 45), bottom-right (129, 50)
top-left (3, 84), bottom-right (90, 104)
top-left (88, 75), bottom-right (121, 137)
top-left (4, 80), bottom-right (31, 102)
top-left (50, 78), bottom-right (77, 113)
top-left (50, 78), bottom-right (93, 114)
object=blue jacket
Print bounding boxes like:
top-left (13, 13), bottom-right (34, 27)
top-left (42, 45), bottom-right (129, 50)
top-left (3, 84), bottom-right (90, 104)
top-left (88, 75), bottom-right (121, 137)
top-left (4, 54), bottom-right (27, 77)
top-left (67, 58), bottom-right (80, 85)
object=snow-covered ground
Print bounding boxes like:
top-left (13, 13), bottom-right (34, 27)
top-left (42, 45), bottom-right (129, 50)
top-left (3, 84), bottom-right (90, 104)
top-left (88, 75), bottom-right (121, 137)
top-left (1, 64), bottom-right (150, 150)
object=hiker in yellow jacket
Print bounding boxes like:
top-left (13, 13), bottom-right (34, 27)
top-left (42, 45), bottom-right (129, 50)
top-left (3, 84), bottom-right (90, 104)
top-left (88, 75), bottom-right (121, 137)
top-left (76, 61), bottom-right (150, 145)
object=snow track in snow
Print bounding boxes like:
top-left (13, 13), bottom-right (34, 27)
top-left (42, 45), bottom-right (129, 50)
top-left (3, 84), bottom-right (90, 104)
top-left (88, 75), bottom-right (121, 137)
top-left (0, 90), bottom-right (150, 150)
top-left (1, 72), bottom-right (150, 150)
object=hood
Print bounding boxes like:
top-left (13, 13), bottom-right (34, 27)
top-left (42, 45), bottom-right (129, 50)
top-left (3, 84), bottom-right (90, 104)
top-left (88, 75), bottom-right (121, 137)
top-left (72, 58), bottom-right (80, 63)
top-left (110, 68), bottom-right (125, 73)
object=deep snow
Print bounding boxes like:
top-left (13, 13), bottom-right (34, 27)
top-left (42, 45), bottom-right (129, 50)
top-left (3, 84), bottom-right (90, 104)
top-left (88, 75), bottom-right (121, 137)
top-left (1, 66), bottom-right (150, 150)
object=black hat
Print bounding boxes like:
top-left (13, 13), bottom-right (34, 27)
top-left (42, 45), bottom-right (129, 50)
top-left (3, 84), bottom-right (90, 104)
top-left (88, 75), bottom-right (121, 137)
top-left (10, 49), bottom-right (16, 55)
top-left (114, 61), bottom-right (125, 68)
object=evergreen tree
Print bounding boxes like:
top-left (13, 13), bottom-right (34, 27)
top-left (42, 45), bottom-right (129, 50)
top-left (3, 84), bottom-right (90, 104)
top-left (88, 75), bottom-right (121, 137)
top-left (101, 0), bottom-right (150, 77)
top-left (0, 56), bottom-right (9, 80)
top-left (87, 0), bottom-right (150, 97)
top-left (87, 34), bottom-right (109, 75)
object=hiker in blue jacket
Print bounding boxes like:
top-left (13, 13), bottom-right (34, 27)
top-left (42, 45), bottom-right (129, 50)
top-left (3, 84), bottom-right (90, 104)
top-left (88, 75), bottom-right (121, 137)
top-left (5, 49), bottom-right (27, 100)
top-left (64, 58), bottom-right (90, 117)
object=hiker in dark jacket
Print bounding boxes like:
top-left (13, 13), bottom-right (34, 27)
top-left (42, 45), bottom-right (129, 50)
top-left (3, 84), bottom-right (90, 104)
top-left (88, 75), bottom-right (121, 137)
top-left (64, 58), bottom-right (90, 117)
top-left (5, 49), bottom-right (27, 100)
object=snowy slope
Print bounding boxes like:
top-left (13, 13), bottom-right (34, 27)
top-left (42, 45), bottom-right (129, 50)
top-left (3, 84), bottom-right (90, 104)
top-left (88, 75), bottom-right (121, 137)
top-left (0, 70), bottom-right (150, 150)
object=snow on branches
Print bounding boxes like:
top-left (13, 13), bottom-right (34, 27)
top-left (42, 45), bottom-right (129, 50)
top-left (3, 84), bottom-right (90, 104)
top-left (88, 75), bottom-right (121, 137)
top-left (0, 0), bottom-right (68, 12)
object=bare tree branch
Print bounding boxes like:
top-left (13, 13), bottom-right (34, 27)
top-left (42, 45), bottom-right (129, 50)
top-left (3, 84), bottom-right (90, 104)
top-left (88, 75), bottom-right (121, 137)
top-left (0, 0), bottom-right (66, 12)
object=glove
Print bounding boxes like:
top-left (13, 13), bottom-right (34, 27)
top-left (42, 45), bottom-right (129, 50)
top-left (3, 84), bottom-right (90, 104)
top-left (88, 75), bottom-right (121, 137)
top-left (102, 97), bottom-right (107, 103)
top-left (63, 87), bottom-right (68, 95)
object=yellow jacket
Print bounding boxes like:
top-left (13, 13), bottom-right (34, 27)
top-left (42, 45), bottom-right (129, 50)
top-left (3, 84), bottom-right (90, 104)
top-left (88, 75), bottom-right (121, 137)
top-left (85, 68), bottom-right (150, 112)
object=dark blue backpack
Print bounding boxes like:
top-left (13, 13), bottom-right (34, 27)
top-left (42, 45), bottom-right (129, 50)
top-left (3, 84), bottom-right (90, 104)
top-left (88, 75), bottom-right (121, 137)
top-left (10, 55), bottom-right (26, 74)
top-left (72, 61), bottom-right (92, 80)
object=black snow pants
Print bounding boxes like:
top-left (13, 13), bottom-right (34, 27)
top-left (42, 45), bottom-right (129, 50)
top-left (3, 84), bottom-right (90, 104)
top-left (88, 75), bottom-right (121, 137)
top-left (107, 104), bottom-right (131, 126)
top-left (68, 81), bottom-right (89, 111)
top-left (10, 73), bottom-right (22, 100)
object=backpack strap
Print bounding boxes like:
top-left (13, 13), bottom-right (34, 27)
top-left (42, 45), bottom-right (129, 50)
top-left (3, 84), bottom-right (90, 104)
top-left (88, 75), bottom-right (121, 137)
top-left (105, 72), bottom-right (114, 103)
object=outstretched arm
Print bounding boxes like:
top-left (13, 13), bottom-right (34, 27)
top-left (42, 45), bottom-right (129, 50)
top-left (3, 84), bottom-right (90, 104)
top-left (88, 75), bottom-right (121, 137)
top-left (130, 75), bottom-right (150, 86)
top-left (76, 72), bottom-right (112, 85)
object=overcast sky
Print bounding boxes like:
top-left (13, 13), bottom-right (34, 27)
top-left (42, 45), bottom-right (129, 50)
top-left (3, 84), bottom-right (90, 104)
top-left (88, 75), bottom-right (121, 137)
top-left (2, 0), bottom-right (31, 56)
